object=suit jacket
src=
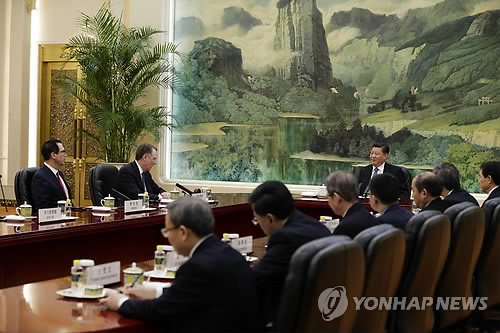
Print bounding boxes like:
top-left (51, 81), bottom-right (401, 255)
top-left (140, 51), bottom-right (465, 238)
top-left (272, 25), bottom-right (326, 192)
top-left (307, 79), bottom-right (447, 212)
top-left (333, 202), bottom-right (377, 238)
top-left (377, 203), bottom-right (414, 229)
top-left (483, 186), bottom-right (500, 207)
top-left (253, 210), bottom-right (330, 325)
top-left (444, 188), bottom-right (479, 206)
top-left (422, 197), bottom-right (452, 213)
top-left (358, 163), bottom-right (410, 200)
top-left (119, 234), bottom-right (257, 332)
top-left (32, 164), bottom-right (72, 211)
top-left (117, 161), bottom-right (165, 201)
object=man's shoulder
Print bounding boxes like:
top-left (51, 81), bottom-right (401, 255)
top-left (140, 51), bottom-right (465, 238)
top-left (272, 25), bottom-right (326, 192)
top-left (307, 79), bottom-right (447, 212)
top-left (118, 161), bottom-right (137, 174)
top-left (345, 203), bottom-right (376, 222)
top-left (33, 165), bottom-right (50, 180)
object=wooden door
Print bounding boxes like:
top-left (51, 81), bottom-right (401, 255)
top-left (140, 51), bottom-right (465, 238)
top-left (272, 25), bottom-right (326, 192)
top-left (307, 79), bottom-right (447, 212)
top-left (39, 44), bottom-right (102, 206)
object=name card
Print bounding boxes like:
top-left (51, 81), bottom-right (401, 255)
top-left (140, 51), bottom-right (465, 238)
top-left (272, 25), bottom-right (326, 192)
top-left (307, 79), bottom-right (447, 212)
top-left (192, 193), bottom-right (206, 199)
top-left (325, 219), bottom-right (340, 233)
top-left (87, 261), bottom-right (121, 285)
top-left (166, 251), bottom-right (188, 270)
top-left (38, 208), bottom-right (62, 223)
top-left (231, 236), bottom-right (253, 255)
top-left (124, 200), bottom-right (142, 213)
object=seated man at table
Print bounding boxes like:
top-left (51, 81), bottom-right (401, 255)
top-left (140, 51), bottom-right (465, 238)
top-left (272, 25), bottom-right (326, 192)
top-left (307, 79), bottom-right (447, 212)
top-left (101, 197), bottom-right (257, 332)
top-left (32, 139), bottom-right (72, 211)
top-left (249, 181), bottom-right (330, 327)
top-left (479, 161), bottom-right (500, 206)
top-left (369, 173), bottom-right (413, 229)
top-left (433, 162), bottom-right (479, 206)
top-left (358, 142), bottom-right (410, 200)
top-left (116, 143), bottom-right (169, 201)
top-left (412, 171), bottom-right (451, 213)
top-left (327, 171), bottom-right (377, 238)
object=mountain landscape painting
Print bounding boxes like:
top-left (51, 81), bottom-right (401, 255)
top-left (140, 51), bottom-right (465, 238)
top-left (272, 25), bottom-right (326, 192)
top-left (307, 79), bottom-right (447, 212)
top-left (170, 0), bottom-right (500, 192)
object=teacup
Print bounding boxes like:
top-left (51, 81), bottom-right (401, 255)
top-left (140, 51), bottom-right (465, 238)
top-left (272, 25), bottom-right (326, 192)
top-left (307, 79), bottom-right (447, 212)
top-left (16, 202), bottom-right (32, 218)
top-left (170, 190), bottom-right (180, 199)
top-left (123, 263), bottom-right (144, 286)
top-left (100, 194), bottom-right (115, 208)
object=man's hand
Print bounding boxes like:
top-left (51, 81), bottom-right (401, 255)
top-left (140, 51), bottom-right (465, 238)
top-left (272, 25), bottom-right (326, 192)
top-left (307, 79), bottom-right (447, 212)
top-left (123, 284), bottom-right (157, 300)
top-left (160, 192), bottom-right (171, 199)
top-left (99, 289), bottom-right (127, 311)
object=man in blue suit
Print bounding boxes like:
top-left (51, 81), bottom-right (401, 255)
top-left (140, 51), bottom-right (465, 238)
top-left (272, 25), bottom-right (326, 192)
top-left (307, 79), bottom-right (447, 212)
top-left (116, 143), bottom-right (169, 201)
top-left (32, 139), bottom-right (71, 211)
top-left (479, 161), bottom-right (500, 206)
top-left (101, 197), bottom-right (257, 332)
top-left (433, 162), bottom-right (479, 206)
top-left (249, 181), bottom-right (330, 328)
top-left (327, 171), bottom-right (377, 238)
top-left (369, 173), bottom-right (413, 229)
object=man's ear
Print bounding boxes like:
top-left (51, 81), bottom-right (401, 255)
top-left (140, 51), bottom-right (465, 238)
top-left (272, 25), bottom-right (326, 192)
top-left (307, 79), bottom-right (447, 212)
top-left (179, 225), bottom-right (189, 240)
top-left (422, 189), bottom-right (428, 198)
top-left (267, 213), bottom-right (277, 225)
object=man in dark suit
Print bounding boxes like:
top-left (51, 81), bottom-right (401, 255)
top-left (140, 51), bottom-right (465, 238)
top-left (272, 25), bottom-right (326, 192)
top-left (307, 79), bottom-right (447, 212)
top-left (327, 171), bottom-right (377, 238)
top-left (32, 139), bottom-right (72, 211)
top-left (433, 162), bottom-right (479, 206)
top-left (249, 181), bottom-right (330, 327)
top-left (116, 143), bottom-right (168, 201)
top-left (479, 161), bottom-right (500, 206)
top-left (101, 197), bottom-right (257, 332)
top-left (369, 173), bottom-right (413, 229)
top-left (358, 143), bottom-right (410, 200)
top-left (412, 172), bottom-right (451, 213)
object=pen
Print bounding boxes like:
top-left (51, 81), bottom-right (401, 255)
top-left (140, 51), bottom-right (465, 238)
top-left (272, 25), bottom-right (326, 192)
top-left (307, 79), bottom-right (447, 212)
top-left (130, 273), bottom-right (142, 288)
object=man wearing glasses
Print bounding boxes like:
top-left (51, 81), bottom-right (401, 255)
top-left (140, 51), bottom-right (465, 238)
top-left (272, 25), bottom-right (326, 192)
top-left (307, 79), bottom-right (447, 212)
top-left (101, 196), bottom-right (257, 332)
top-left (327, 171), bottom-right (377, 238)
top-left (32, 139), bottom-right (72, 211)
top-left (249, 181), bottom-right (330, 328)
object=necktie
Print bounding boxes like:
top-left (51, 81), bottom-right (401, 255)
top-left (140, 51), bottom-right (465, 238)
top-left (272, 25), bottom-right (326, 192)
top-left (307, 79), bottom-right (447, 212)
top-left (373, 167), bottom-right (379, 177)
top-left (57, 172), bottom-right (68, 199)
top-left (141, 173), bottom-right (147, 192)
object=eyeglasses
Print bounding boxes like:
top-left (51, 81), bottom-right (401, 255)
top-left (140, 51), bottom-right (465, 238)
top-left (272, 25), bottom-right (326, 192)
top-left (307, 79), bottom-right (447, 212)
top-left (251, 217), bottom-right (259, 226)
top-left (161, 225), bottom-right (180, 238)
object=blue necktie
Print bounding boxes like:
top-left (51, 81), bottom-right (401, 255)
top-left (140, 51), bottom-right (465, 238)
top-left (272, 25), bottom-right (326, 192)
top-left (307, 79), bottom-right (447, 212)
top-left (141, 173), bottom-right (147, 192)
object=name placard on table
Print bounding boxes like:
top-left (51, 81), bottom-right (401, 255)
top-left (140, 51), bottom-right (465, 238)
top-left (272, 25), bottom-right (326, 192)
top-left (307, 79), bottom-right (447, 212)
top-left (87, 261), bottom-right (121, 285)
top-left (124, 200), bottom-right (142, 213)
top-left (231, 236), bottom-right (253, 255)
top-left (38, 208), bottom-right (62, 223)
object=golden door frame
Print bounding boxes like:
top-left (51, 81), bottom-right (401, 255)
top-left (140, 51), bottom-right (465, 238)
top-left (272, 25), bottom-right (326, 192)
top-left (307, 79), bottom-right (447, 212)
top-left (38, 44), bottom-right (102, 207)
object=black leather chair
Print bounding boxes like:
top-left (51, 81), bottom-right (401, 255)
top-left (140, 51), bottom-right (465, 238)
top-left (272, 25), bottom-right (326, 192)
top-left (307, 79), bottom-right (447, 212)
top-left (391, 211), bottom-right (451, 333)
top-left (434, 202), bottom-right (485, 330)
top-left (88, 164), bottom-right (119, 206)
top-left (14, 167), bottom-right (39, 206)
top-left (353, 224), bottom-right (406, 333)
top-left (277, 236), bottom-right (365, 333)
top-left (474, 197), bottom-right (500, 329)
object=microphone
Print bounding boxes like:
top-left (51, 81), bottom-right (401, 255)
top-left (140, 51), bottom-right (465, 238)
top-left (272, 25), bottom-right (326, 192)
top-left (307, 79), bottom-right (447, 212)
top-left (111, 188), bottom-right (132, 201)
top-left (175, 183), bottom-right (193, 196)
top-left (0, 175), bottom-right (7, 212)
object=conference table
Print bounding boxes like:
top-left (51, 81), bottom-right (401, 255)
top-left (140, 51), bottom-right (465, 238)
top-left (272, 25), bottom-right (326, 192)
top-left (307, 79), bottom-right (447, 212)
top-left (0, 196), bottom-right (410, 332)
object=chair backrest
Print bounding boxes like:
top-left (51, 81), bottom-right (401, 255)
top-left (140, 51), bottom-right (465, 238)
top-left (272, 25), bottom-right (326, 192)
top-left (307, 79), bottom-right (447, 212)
top-left (353, 224), bottom-right (406, 333)
top-left (475, 197), bottom-right (500, 307)
top-left (394, 212), bottom-right (451, 333)
top-left (89, 165), bottom-right (119, 206)
top-left (14, 167), bottom-right (39, 206)
top-left (400, 166), bottom-right (412, 200)
top-left (278, 236), bottom-right (365, 333)
top-left (434, 203), bottom-right (485, 329)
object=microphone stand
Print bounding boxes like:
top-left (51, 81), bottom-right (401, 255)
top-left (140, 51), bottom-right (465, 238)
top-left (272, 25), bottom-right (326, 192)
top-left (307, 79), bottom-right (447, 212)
top-left (0, 175), bottom-right (8, 212)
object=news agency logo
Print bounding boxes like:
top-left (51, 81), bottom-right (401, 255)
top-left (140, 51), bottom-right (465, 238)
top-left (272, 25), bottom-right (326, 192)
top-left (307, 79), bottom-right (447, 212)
top-left (318, 286), bottom-right (489, 321)
top-left (317, 286), bottom-right (348, 321)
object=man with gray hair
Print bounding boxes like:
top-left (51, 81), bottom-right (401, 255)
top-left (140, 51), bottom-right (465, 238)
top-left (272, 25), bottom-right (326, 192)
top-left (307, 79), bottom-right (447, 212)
top-left (101, 196), bottom-right (257, 332)
top-left (327, 171), bottom-right (377, 238)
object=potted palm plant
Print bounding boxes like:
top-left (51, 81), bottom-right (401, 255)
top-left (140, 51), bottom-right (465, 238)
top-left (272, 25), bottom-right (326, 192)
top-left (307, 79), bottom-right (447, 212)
top-left (61, 5), bottom-right (178, 162)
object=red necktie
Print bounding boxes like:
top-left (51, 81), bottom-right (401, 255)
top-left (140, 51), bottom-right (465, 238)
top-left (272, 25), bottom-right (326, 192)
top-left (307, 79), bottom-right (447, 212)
top-left (57, 172), bottom-right (68, 199)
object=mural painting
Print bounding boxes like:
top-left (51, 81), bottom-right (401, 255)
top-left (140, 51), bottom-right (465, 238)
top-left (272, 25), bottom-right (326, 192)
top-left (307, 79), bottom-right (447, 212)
top-left (170, 0), bottom-right (500, 192)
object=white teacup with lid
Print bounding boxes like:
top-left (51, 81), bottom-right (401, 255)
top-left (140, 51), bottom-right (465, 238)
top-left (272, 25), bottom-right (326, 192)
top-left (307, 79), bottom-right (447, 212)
top-left (123, 262), bottom-right (144, 286)
top-left (16, 201), bottom-right (32, 218)
top-left (100, 194), bottom-right (115, 208)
